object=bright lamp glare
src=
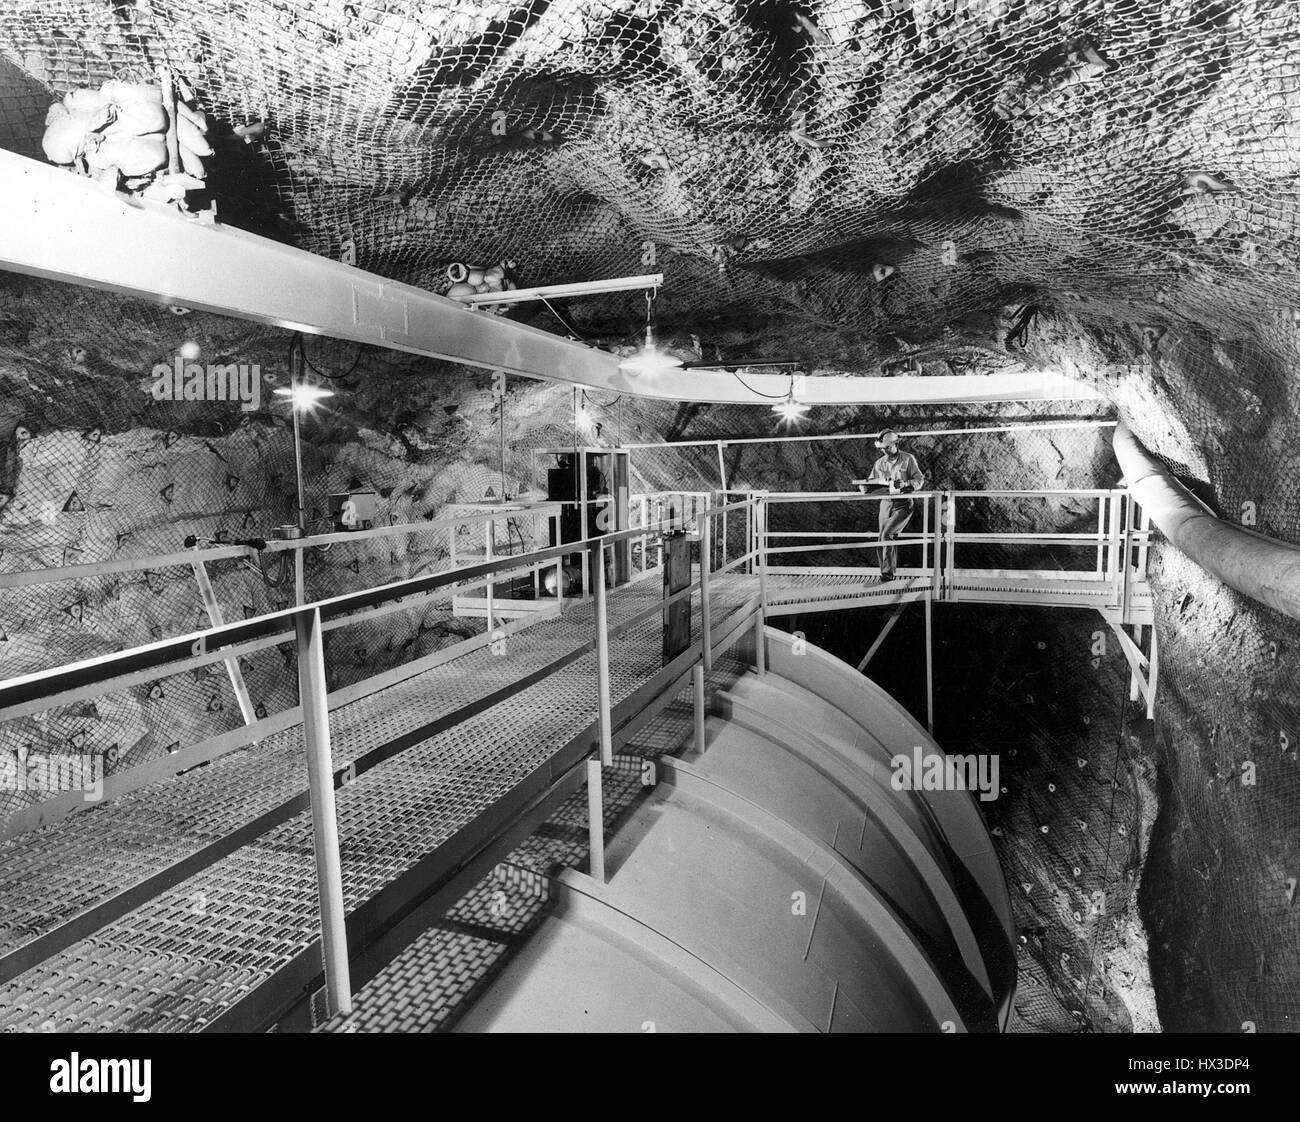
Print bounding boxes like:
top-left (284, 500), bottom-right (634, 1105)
top-left (274, 384), bottom-right (335, 410)
top-left (619, 324), bottom-right (684, 377)
top-left (772, 398), bottom-right (810, 426)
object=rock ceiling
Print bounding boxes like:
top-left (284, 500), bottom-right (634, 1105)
top-left (2, 1), bottom-right (1299, 375)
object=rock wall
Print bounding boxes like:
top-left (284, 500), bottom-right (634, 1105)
top-left (1015, 311), bottom-right (1300, 1033)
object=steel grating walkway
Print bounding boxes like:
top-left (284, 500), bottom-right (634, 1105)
top-left (0, 577), bottom-right (759, 1032)
top-left (765, 572), bottom-right (929, 603)
top-left (762, 570), bottom-right (1152, 620)
top-left (315, 662), bottom-right (751, 1033)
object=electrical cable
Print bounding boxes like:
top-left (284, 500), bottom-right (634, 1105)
top-left (292, 332), bottom-right (366, 381)
top-left (732, 369), bottom-right (797, 401)
top-left (539, 295), bottom-right (584, 338)
top-left (580, 388), bottom-right (622, 408)
top-left (538, 291), bottom-right (651, 346)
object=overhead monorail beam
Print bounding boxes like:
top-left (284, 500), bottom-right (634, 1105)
top-left (0, 149), bottom-right (1101, 405)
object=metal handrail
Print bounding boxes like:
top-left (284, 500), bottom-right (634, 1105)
top-left (0, 486), bottom-right (1148, 1024)
top-left (0, 503), bottom-right (565, 590)
top-left (0, 499), bottom-right (756, 1020)
top-left (0, 543), bottom-right (254, 589)
top-left (0, 514), bottom-right (694, 712)
top-left (755, 489), bottom-right (1151, 595)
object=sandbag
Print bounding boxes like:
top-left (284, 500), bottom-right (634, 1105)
top-left (63, 87), bottom-right (108, 114)
top-left (100, 79), bottom-right (163, 106)
top-left (178, 144), bottom-right (207, 178)
top-left (105, 98), bottom-right (168, 137)
top-left (177, 102), bottom-right (208, 132)
top-left (176, 115), bottom-right (213, 157)
top-left (86, 133), bottom-right (168, 176)
top-left (42, 110), bottom-right (100, 164)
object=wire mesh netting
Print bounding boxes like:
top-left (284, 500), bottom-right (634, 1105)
top-left (2, 1), bottom-right (1299, 358)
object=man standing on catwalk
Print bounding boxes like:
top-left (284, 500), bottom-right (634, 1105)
top-left (864, 430), bottom-right (925, 582)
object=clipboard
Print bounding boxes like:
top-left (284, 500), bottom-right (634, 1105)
top-left (850, 479), bottom-right (893, 495)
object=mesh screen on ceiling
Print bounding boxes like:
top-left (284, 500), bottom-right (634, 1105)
top-left (1, 0), bottom-right (1297, 345)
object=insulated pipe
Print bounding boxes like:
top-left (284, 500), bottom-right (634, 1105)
top-left (1113, 423), bottom-right (1300, 620)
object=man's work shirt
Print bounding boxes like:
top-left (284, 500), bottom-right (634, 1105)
top-left (867, 451), bottom-right (925, 493)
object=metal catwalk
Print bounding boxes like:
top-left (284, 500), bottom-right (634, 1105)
top-left (0, 487), bottom-right (1151, 1030)
top-left (0, 576), bottom-right (758, 1031)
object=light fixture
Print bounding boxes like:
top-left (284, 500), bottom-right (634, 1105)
top-left (771, 373), bottom-right (810, 427)
top-left (619, 290), bottom-right (684, 377)
top-left (772, 393), bottom-right (810, 426)
top-left (619, 323), bottom-right (685, 377)
top-left (273, 384), bottom-right (335, 411)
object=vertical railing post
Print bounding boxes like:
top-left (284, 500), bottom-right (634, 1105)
top-left (700, 503), bottom-right (713, 673)
top-left (692, 662), bottom-right (707, 755)
top-left (591, 538), bottom-right (613, 766)
top-left (1137, 503), bottom-right (1151, 577)
top-left (551, 512), bottom-right (563, 611)
top-left (746, 496), bottom-right (754, 574)
top-left (581, 500), bottom-right (591, 596)
top-left (721, 492), bottom-right (729, 571)
top-left (1120, 494), bottom-right (1133, 623)
top-left (1095, 496), bottom-right (1106, 576)
top-left (586, 757), bottom-right (605, 883)
top-left (931, 494), bottom-right (942, 600)
top-left (485, 515), bottom-right (495, 632)
top-left (921, 492), bottom-right (930, 575)
top-left (294, 605), bottom-right (351, 1018)
top-left (530, 510), bottom-right (541, 600)
top-left (639, 496), bottom-right (649, 573)
top-left (1107, 490), bottom-right (1123, 604)
top-left (944, 490), bottom-right (956, 599)
top-left (924, 592), bottom-right (935, 734)
top-left (1129, 624), bottom-right (1143, 703)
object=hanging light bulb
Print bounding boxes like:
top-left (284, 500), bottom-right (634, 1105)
top-left (619, 323), bottom-right (685, 377)
top-left (273, 383), bottom-right (335, 411)
top-left (771, 376), bottom-right (810, 427)
top-left (619, 290), bottom-right (684, 377)
top-left (772, 395), bottom-right (810, 425)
